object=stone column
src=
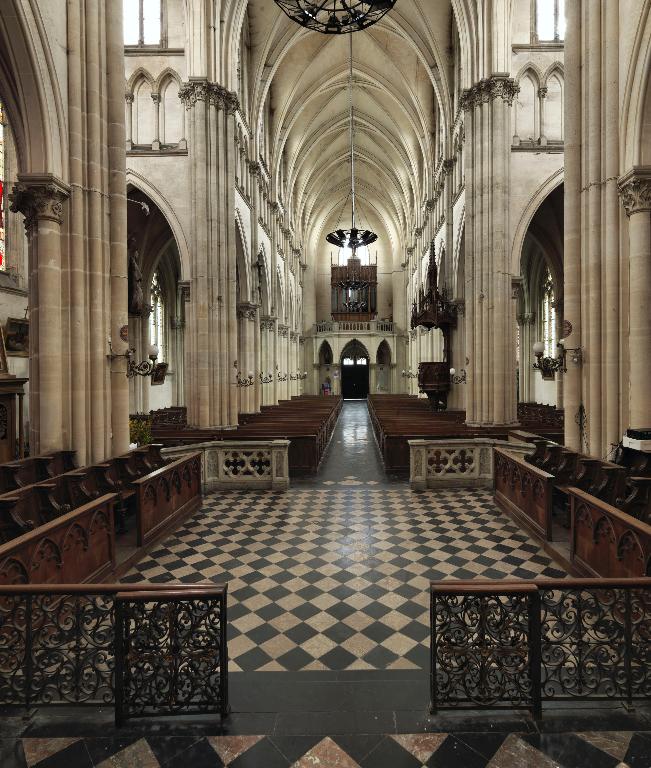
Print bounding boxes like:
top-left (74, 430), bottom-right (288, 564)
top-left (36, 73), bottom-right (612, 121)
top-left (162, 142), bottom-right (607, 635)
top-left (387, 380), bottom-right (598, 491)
top-left (563, 0), bottom-right (582, 450)
top-left (151, 93), bottom-right (161, 150)
top-left (618, 168), bottom-right (651, 428)
top-left (125, 93), bottom-right (134, 150)
top-left (538, 87), bottom-right (548, 145)
top-left (462, 75), bottom-right (519, 425)
top-left (10, 177), bottom-right (69, 454)
top-left (180, 80), bottom-right (239, 428)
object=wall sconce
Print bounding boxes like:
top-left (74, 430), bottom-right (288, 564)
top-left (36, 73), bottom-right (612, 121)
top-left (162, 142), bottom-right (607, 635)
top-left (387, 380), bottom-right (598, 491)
top-left (290, 371), bottom-right (308, 381)
top-left (401, 369), bottom-right (417, 379)
top-left (234, 361), bottom-right (254, 387)
top-left (450, 367), bottom-right (467, 384)
top-left (259, 371), bottom-right (274, 384)
top-left (108, 339), bottom-right (165, 380)
top-left (533, 341), bottom-right (565, 375)
top-left (532, 339), bottom-right (583, 375)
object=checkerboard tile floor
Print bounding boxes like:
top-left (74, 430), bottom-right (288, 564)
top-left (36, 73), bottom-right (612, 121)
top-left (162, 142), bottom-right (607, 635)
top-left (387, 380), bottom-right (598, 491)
top-left (123, 486), bottom-right (566, 672)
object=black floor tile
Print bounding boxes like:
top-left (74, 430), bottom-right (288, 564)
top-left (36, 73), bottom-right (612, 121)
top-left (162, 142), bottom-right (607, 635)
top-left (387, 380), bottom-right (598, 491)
top-left (229, 737), bottom-right (289, 767)
top-left (427, 734), bottom-right (488, 767)
top-left (360, 735), bottom-right (422, 768)
top-left (522, 733), bottom-right (620, 768)
top-left (268, 734), bottom-right (322, 763)
top-left (165, 738), bottom-right (226, 767)
top-left (29, 740), bottom-right (94, 768)
top-left (624, 732), bottom-right (651, 768)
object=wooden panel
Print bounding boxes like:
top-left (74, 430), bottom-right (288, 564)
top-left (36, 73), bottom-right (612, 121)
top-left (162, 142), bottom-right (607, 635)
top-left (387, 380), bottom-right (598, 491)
top-left (134, 454), bottom-right (202, 546)
top-left (0, 494), bottom-right (116, 585)
top-left (494, 448), bottom-right (554, 541)
top-left (569, 488), bottom-right (651, 578)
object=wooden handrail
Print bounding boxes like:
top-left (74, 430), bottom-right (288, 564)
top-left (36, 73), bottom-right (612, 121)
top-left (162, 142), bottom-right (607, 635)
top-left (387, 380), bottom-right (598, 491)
top-left (431, 577), bottom-right (651, 589)
top-left (0, 581), bottom-right (226, 595)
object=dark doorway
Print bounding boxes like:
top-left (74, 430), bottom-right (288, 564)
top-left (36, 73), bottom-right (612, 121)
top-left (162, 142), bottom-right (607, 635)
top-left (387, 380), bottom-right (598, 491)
top-left (340, 340), bottom-right (370, 399)
top-left (342, 361), bottom-right (369, 399)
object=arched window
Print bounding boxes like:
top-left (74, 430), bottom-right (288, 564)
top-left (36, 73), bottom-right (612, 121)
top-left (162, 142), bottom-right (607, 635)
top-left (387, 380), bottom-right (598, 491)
top-left (0, 99), bottom-right (5, 270)
top-left (149, 270), bottom-right (166, 361)
top-left (536, 0), bottom-right (565, 42)
top-left (124, 0), bottom-right (161, 46)
top-left (541, 267), bottom-right (556, 356)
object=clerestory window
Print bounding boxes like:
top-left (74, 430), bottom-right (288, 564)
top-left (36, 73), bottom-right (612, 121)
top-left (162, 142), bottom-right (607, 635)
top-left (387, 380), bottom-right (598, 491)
top-left (536, 0), bottom-right (565, 42)
top-left (124, 0), bottom-right (162, 46)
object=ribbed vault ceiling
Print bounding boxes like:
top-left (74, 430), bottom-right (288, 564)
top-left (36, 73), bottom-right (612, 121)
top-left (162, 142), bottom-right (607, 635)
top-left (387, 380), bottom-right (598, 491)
top-left (244, 0), bottom-right (455, 268)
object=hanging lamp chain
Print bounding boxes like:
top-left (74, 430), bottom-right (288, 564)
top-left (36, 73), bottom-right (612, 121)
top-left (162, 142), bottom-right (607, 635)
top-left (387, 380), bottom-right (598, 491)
top-left (349, 33), bottom-right (355, 233)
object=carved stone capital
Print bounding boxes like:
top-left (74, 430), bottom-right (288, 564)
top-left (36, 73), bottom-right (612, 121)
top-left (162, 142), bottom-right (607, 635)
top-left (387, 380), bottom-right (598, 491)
top-left (151, 93), bottom-right (161, 104)
top-left (461, 75), bottom-right (519, 110)
top-left (10, 176), bottom-right (70, 231)
top-left (237, 302), bottom-right (258, 321)
top-left (179, 79), bottom-right (211, 107)
top-left (278, 324), bottom-right (289, 338)
top-left (538, 87), bottom-right (548, 99)
top-left (179, 80), bottom-right (239, 114)
top-left (618, 167), bottom-right (651, 216)
top-left (125, 92), bottom-right (134, 104)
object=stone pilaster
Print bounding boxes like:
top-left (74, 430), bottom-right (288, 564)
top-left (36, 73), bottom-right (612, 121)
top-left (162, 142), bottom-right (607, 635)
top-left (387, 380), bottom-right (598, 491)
top-left (10, 176), bottom-right (70, 454)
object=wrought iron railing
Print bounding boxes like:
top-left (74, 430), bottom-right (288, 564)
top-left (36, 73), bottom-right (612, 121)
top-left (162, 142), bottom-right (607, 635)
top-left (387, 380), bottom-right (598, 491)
top-left (431, 578), bottom-right (651, 718)
top-left (0, 582), bottom-right (228, 724)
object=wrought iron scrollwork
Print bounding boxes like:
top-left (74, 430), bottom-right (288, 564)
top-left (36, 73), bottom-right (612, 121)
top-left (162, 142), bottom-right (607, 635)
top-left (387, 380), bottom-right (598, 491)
top-left (432, 590), bottom-right (534, 709)
top-left (115, 592), bottom-right (228, 724)
top-left (431, 581), bottom-right (651, 715)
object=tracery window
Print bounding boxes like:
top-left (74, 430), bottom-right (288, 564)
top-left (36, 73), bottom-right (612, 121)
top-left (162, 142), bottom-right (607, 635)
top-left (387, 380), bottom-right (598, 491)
top-left (0, 100), bottom-right (5, 270)
top-left (124, 0), bottom-right (161, 46)
top-left (149, 270), bottom-right (166, 361)
top-left (536, 0), bottom-right (565, 42)
top-left (541, 267), bottom-right (556, 357)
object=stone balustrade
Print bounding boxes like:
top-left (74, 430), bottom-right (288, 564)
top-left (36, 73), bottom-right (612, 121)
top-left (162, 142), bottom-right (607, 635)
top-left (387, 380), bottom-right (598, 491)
top-left (313, 320), bottom-right (395, 334)
top-left (161, 440), bottom-right (290, 491)
top-left (409, 439), bottom-right (532, 490)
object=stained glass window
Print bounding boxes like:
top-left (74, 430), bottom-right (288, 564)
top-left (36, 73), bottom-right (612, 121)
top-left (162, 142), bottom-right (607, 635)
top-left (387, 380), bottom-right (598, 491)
top-left (541, 267), bottom-right (556, 357)
top-left (149, 270), bottom-right (165, 361)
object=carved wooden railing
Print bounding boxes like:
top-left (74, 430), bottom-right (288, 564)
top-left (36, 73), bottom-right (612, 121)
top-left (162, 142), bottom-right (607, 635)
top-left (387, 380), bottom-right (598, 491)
top-left (494, 448), bottom-right (554, 541)
top-left (431, 577), bottom-right (651, 717)
top-left (133, 452), bottom-right (202, 546)
top-left (0, 494), bottom-right (117, 585)
top-left (569, 487), bottom-right (651, 578)
top-left (0, 582), bottom-right (228, 724)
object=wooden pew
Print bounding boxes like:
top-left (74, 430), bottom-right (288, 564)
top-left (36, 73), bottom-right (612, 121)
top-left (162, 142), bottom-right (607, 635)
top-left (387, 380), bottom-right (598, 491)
top-left (0, 493), bottom-right (117, 585)
top-left (0, 451), bottom-right (76, 493)
top-left (0, 444), bottom-right (196, 550)
top-left (615, 477), bottom-right (651, 525)
top-left (494, 447), bottom-right (554, 540)
top-left (569, 486), bottom-right (651, 577)
top-left (151, 397), bottom-right (342, 475)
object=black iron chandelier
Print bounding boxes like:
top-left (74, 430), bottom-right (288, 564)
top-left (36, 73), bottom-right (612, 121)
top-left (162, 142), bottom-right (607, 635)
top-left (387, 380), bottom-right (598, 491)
top-left (325, 35), bottom-right (378, 253)
top-left (274, 0), bottom-right (396, 35)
